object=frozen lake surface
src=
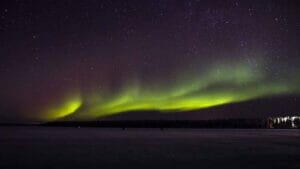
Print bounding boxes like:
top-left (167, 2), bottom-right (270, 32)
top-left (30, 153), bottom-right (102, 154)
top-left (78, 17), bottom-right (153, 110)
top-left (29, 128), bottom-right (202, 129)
top-left (0, 127), bottom-right (299, 169)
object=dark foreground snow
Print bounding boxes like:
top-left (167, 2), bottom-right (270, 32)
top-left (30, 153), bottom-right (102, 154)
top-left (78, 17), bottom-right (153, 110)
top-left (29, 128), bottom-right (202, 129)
top-left (0, 127), bottom-right (299, 169)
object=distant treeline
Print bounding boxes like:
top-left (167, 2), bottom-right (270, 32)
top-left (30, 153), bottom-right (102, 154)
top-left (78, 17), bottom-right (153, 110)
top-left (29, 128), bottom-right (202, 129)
top-left (41, 119), bottom-right (269, 129)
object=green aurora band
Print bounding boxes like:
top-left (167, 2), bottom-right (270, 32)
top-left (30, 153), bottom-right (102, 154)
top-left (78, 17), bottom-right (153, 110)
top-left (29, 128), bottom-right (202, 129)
top-left (40, 61), bottom-right (300, 121)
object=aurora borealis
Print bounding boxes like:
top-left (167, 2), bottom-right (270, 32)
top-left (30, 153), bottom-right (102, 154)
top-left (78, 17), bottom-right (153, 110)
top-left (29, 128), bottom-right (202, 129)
top-left (0, 0), bottom-right (299, 122)
top-left (38, 60), bottom-right (300, 121)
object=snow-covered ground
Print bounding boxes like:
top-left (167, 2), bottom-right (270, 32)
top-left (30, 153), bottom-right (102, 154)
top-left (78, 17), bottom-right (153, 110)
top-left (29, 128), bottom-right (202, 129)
top-left (0, 127), bottom-right (299, 169)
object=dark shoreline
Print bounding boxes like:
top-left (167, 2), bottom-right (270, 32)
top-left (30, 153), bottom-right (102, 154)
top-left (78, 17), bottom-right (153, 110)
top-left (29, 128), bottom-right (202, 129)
top-left (1, 118), bottom-right (298, 129)
top-left (42, 119), bottom-right (269, 129)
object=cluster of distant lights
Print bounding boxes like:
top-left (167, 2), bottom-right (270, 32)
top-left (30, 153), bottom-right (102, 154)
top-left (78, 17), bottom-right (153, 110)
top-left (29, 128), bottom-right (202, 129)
top-left (270, 115), bottom-right (300, 128)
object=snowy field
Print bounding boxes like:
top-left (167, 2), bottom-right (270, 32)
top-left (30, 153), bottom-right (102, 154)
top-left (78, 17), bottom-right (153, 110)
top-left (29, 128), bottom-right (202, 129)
top-left (0, 127), bottom-right (299, 169)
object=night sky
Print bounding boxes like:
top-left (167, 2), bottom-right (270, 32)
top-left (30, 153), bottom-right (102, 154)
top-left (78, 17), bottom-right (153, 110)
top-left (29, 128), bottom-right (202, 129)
top-left (0, 0), bottom-right (299, 122)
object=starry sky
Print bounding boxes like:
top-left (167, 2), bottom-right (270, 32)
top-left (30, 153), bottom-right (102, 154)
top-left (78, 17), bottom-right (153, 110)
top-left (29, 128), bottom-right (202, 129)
top-left (0, 0), bottom-right (299, 122)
